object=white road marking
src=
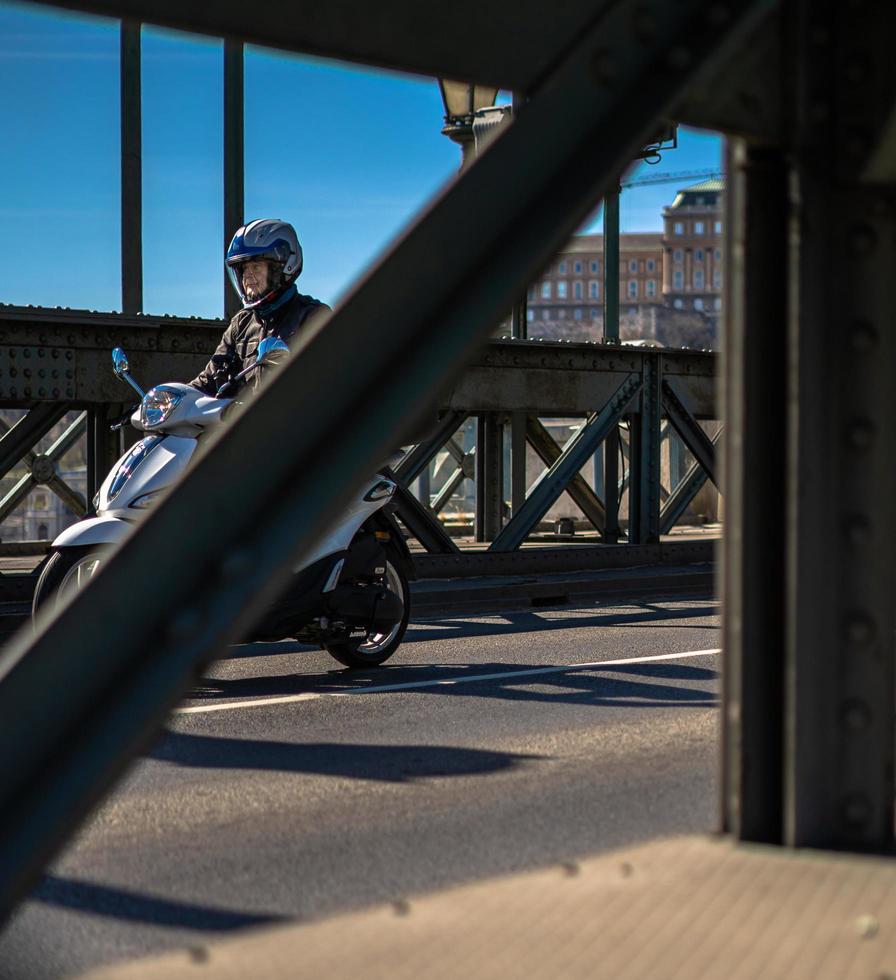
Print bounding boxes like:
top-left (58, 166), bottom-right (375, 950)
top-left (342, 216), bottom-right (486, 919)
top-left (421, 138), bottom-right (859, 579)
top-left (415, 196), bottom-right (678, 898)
top-left (175, 648), bottom-right (720, 716)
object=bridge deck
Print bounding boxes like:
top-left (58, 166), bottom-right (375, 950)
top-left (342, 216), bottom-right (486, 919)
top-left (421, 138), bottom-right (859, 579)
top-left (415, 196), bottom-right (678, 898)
top-left (81, 834), bottom-right (896, 979)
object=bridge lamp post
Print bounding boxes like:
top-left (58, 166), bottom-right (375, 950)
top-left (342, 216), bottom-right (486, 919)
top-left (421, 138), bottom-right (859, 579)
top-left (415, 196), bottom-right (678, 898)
top-left (438, 79), bottom-right (500, 168)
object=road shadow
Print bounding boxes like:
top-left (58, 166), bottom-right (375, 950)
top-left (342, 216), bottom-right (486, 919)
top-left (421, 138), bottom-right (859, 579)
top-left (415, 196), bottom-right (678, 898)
top-left (31, 875), bottom-right (282, 931)
top-left (148, 735), bottom-right (538, 782)
top-left (186, 661), bottom-right (718, 711)
top-left (218, 601), bottom-right (719, 661)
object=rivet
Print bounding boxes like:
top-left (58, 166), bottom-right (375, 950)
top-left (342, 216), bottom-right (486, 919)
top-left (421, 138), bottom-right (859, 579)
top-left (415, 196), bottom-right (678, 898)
top-left (811, 100), bottom-right (831, 123)
top-left (666, 46), bottom-right (692, 70)
top-left (846, 419), bottom-right (875, 450)
top-left (167, 608), bottom-right (202, 642)
top-left (845, 55), bottom-right (868, 85)
top-left (851, 224), bottom-right (877, 254)
top-left (843, 514), bottom-right (871, 546)
top-left (844, 612), bottom-right (876, 646)
top-left (842, 794), bottom-right (871, 827)
top-left (38, 388), bottom-right (45, 397)
top-left (841, 699), bottom-right (871, 732)
top-left (855, 914), bottom-right (879, 939)
top-left (23, 349), bottom-right (30, 358)
top-left (23, 369), bottom-right (31, 379)
top-left (52, 388), bottom-right (59, 398)
top-left (850, 321), bottom-right (877, 352)
top-left (220, 550), bottom-right (252, 581)
top-left (23, 387), bottom-right (31, 398)
top-left (10, 368), bottom-right (17, 378)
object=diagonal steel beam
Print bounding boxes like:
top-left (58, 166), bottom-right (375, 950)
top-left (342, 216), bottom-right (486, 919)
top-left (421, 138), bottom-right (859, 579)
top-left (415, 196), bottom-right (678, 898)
top-left (430, 466), bottom-right (466, 516)
top-left (660, 427), bottom-right (724, 534)
top-left (391, 485), bottom-right (459, 555)
top-left (0, 0), bottom-right (773, 918)
top-left (27, 0), bottom-right (605, 95)
top-left (490, 374), bottom-right (643, 551)
top-left (525, 417), bottom-right (606, 533)
top-left (394, 411), bottom-right (466, 485)
top-left (662, 378), bottom-right (720, 489)
top-left (0, 414), bottom-right (88, 523)
top-left (0, 405), bottom-right (71, 484)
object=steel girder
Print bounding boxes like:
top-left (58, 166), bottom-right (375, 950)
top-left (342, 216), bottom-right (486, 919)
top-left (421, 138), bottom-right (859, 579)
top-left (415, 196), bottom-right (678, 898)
top-left (0, 414), bottom-right (88, 522)
top-left (661, 378), bottom-right (719, 489)
top-left (0, 404), bottom-right (71, 482)
top-left (660, 427), bottom-right (724, 535)
top-left (0, 0), bottom-right (770, 916)
top-left (490, 374), bottom-right (643, 552)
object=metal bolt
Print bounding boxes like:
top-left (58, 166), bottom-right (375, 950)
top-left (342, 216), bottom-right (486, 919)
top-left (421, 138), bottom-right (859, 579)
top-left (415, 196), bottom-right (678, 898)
top-left (167, 608), bottom-right (202, 642)
top-left (850, 224), bottom-right (877, 254)
top-left (844, 612), bottom-right (876, 647)
top-left (843, 514), bottom-right (871, 546)
top-left (841, 699), bottom-right (871, 732)
top-left (850, 321), bottom-right (877, 352)
top-left (220, 549), bottom-right (252, 581)
top-left (842, 794), bottom-right (871, 827)
top-left (846, 419), bottom-right (875, 450)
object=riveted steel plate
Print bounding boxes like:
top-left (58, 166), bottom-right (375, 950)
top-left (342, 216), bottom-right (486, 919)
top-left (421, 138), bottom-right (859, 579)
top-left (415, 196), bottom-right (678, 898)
top-left (0, 346), bottom-right (78, 401)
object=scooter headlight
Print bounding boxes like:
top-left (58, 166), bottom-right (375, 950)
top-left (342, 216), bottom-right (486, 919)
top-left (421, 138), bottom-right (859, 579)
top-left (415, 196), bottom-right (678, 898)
top-left (140, 386), bottom-right (184, 429)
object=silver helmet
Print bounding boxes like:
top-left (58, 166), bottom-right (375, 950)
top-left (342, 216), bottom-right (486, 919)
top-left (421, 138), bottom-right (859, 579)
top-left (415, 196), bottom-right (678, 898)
top-left (225, 218), bottom-right (303, 310)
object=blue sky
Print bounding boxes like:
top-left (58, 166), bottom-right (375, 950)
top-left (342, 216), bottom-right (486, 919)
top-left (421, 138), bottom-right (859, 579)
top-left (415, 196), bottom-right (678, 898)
top-left (0, 0), bottom-right (722, 319)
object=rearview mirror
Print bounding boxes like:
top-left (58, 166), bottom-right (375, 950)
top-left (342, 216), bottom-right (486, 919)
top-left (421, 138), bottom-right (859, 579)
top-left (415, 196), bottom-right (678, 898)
top-left (112, 347), bottom-right (130, 377)
top-left (255, 337), bottom-right (289, 364)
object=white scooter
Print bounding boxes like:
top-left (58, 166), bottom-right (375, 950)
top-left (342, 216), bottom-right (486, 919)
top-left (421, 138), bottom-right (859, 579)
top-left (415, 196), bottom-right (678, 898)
top-left (32, 339), bottom-right (413, 668)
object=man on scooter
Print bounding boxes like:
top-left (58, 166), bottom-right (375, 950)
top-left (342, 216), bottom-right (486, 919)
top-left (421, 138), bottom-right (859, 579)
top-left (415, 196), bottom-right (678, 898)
top-left (191, 218), bottom-right (329, 396)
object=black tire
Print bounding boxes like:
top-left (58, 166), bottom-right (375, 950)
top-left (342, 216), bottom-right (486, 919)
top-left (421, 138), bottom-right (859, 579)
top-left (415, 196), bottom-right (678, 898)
top-left (324, 558), bottom-right (410, 668)
top-left (32, 546), bottom-right (108, 620)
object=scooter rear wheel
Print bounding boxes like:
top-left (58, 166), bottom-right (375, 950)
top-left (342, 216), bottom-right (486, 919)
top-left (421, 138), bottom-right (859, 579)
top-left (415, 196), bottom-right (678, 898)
top-left (32, 546), bottom-right (108, 620)
top-left (324, 559), bottom-right (409, 668)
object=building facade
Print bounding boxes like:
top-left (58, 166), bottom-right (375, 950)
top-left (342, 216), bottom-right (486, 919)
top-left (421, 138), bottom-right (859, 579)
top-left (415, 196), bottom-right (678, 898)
top-left (526, 180), bottom-right (724, 345)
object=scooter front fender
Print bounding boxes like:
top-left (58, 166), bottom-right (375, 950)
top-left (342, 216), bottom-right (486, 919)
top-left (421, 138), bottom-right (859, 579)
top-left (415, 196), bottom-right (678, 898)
top-left (52, 515), bottom-right (134, 549)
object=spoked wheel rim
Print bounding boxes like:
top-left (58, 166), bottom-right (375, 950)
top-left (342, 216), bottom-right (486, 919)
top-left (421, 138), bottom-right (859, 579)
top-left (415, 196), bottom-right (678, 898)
top-left (355, 561), bottom-right (405, 655)
top-left (56, 554), bottom-right (104, 608)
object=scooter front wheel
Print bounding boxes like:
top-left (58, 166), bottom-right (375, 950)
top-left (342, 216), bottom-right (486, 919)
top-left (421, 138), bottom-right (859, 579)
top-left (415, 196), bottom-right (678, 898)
top-left (32, 546), bottom-right (109, 620)
top-left (324, 559), bottom-right (410, 669)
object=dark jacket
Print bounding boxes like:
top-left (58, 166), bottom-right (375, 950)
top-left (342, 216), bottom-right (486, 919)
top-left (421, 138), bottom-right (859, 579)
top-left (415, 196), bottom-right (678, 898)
top-left (191, 289), bottom-right (329, 396)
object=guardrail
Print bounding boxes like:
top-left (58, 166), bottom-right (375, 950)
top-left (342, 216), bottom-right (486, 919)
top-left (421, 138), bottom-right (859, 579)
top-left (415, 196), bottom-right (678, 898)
top-left (0, 305), bottom-right (719, 585)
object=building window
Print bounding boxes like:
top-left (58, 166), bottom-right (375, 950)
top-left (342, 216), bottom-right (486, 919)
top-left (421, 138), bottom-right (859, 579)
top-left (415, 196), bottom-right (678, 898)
top-left (37, 523), bottom-right (49, 540)
top-left (33, 493), bottom-right (49, 511)
top-left (714, 297), bottom-right (722, 311)
top-left (695, 248), bottom-right (704, 262)
top-left (527, 309), bottom-right (534, 322)
top-left (673, 270), bottom-right (684, 289)
top-left (527, 286), bottom-right (536, 302)
top-left (590, 308), bottom-right (599, 319)
top-left (573, 280), bottom-right (583, 300)
top-left (588, 280), bottom-right (599, 299)
top-left (542, 309), bottom-right (550, 321)
top-left (673, 248), bottom-right (683, 263)
top-left (673, 298), bottom-right (684, 309)
top-left (573, 261), bottom-right (582, 274)
top-left (590, 260), bottom-right (599, 274)
top-left (558, 309), bottom-right (567, 320)
top-left (673, 221), bottom-right (684, 235)
top-left (646, 259), bottom-right (655, 272)
top-left (541, 282), bottom-right (551, 299)
top-left (715, 248), bottom-right (722, 261)
top-left (713, 269), bottom-right (722, 289)
top-left (694, 298), bottom-right (704, 310)
top-left (646, 279), bottom-right (656, 297)
top-left (715, 220), bottom-right (723, 234)
top-left (695, 221), bottom-right (705, 234)
top-left (557, 281), bottom-right (568, 299)
top-left (629, 259), bottom-right (638, 273)
top-left (574, 308), bottom-right (583, 320)
top-left (558, 260), bottom-right (567, 274)
top-left (628, 280), bottom-right (638, 298)
top-left (694, 269), bottom-right (705, 289)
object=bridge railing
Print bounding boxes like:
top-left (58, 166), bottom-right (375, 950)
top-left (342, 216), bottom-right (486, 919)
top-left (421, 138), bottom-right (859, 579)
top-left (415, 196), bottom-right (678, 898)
top-left (0, 305), bottom-right (719, 583)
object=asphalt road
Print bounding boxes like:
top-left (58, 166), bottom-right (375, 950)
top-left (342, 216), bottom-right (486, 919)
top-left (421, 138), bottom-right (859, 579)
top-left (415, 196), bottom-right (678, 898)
top-left (0, 594), bottom-right (720, 980)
